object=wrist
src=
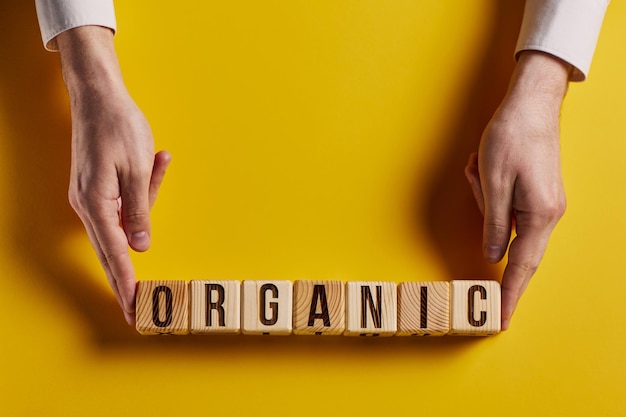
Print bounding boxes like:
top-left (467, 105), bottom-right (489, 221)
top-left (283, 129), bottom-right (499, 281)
top-left (506, 51), bottom-right (571, 107)
top-left (56, 26), bottom-right (127, 102)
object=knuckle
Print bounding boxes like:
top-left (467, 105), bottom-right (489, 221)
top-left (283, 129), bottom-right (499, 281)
top-left (101, 248), bottom-right (126, 268)
top-left (485, 219), bottom-right (510, 238)
top-left (507, 259), bottom-right (538, 279)
top-left (69, 187), bottom-right (116, 223)
top-left (557, 195), bottom-right (567, 217)
top-left (534, 194), bottom-right (566, 223)
top-left (68, 188), bottom-right (80, 212)
top-left (122, 208), bottom-right (150, 226)
top-left (68, 187), bottom-right (94, 214)
top-left (486, 219), bottom-right (509, 230)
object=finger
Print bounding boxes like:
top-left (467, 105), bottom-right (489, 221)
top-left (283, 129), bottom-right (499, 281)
top-left (78, 210), bottom-right (136, 325)
top-left (87, 199), bottom-right (139, 320)
top-left (149, 150), bottom-right (172, 208)
top-left (123, 309), bottom-right (136, 326)
top-left (120, 167), bottom-right (153, 252)
top-left (479, 164), bottom-right (513, 264)
top-left (464, 152), bottom-right (485, 216)
top-left (500, 210), bottom-right (559, 330)
top-left (500, 236), bottom-right (539, 330)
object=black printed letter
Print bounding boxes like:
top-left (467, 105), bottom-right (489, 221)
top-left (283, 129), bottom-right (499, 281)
top-left (468, 285), bottom-right (487, 327)
top-left (308, 285), bottom-right (331, 327)
top-left (205, 284), bottom-right (226, 327)
top-left (361, 286), bottom-right (382, 328)
top-left (420, 286), bottom-right (428, 329)
top-left (152, 286), bottom-right (173, 327)
top-left (260, 284), bottom-right (279, 325)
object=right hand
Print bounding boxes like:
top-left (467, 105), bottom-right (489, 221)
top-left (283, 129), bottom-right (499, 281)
top-left (465, 51), bottom-right (569, 330)
top-left (57, 27), bottom-right (170, 325)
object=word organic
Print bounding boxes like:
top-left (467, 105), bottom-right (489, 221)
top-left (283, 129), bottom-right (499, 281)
top-left (136, 280), bottom-right (501, 336)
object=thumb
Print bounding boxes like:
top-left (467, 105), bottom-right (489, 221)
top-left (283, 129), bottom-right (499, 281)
top-left (481, 171), bottom-right (514, 264)
top-left (121, 170), bottom-right (152, 252)
top-left (464, 152), bottom-right (485, 216)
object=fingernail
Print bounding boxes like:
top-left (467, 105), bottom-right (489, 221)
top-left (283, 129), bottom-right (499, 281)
top-left (131, 231), bottom-right (150, 250)
top-left (486, 245), bottom-right (502, 262)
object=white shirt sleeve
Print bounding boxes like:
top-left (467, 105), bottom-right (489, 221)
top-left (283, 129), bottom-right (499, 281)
top-left (35, 0), bottom-right (117, 51)
top-left (516, 0), bottom-right (609, 81)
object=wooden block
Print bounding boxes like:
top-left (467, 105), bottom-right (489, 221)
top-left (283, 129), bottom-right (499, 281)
top-left (293, 280), bottom-right (345, 335)
top-left (397, 281), bottom-right (450, 336)
top-left (450, 280), bottom-right (501, 335)
top-left (241, 280), bottom-right (293, 335)
top-left (190, 280), bottom-right (241, 334)
top-left (345, 281), bottom-right (397, 336)
top-left (136, 280), bottom-right (189, 335)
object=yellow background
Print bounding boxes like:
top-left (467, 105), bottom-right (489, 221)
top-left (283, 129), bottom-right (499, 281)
top-left (1, 1), bottom-right (625, 415)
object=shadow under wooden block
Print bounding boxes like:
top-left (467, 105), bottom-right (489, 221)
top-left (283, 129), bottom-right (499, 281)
top-left (190, 280), bottom-right (241, 334)
top-left (345, 282), bottom-right (397, 337)
top-left (293, 280), bottom-right (345, 335)
top-left (136, 280), bottom-right (189, 335)
top-left (397, 281), bottom-right (450, 336)
top-left (450, 280), bottom-right (501, 335)
top-left (242, 280), bottom-right (293, 335)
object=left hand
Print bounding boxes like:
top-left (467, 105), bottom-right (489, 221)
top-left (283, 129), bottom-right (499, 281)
top-left (57, 26), bottom-right (171, 325)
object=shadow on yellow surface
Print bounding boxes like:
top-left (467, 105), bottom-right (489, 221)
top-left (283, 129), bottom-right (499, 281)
top-left (0, 0), bottom-right (518, 356)
top-left (0, 0), bottom-right (127, 342)
top-left (420, 1), bottom-right (522, 279)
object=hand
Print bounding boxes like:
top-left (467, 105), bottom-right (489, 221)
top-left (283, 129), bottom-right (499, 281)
top-left (465, 51), bottom-right (570, 330)
top-left (57, 27), bottom-right (170, 325)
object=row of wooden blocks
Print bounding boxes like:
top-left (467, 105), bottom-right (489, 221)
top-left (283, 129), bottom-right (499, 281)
top-left (136, 280), bottom-right (501, 336)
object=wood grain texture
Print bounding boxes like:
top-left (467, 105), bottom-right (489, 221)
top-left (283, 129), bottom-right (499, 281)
top-left (241, 280), bottom-right (293, 335)
top-left (136, 280), bottom-right (189, 335)
top-left (397, 281), bottom-right (450, 336)
top-left (450, 280), bottom-right (501, 335)
top-left (344, 281), bottom-right (397, 336)
top-left (190, 280), bottom-right (241, 334)
top-left (293, 280), bottom-right (345, 335)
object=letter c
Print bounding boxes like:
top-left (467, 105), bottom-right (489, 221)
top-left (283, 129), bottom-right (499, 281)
top-left (468, 285), bottom-right (487, 327)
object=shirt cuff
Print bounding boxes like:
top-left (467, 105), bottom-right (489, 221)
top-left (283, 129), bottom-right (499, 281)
top-left (35, 0), bottom-right (117, 51)
top-left (515, 0), bottom-right (609, 81)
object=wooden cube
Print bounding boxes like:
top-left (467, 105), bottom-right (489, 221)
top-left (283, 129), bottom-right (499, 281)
top-left (397, 281), bottom-right (450, 336)
top-left (345, 281), bottom-right (397, 336)
top-left (293, 280), bottom-right (345, 335)
top-left (241, 280), bottom-right (293, 335)
top-left (136, 280), bottom-right (189, 335)
top-left (450, 280), bottom-right (501, 335)
top-left (190, 280), bottom-right (241, 334)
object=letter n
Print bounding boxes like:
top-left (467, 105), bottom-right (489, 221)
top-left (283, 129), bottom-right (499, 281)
top-left (361, 285), bottom-right (382, 328)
